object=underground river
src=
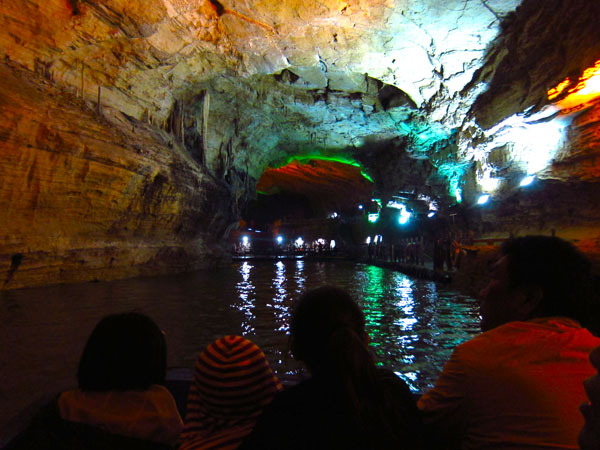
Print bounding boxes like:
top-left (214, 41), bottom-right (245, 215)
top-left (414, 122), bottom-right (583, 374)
top-left (0, 259), bottom-right (480, 443)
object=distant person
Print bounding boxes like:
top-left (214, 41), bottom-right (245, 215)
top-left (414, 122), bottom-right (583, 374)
top-left (419, 236), bottom-right (600, 449)
top-left (240, 286), bottom-right (422, 450)
top-left (180, 336), bottom-right (281, 450)
top-left (6, 312), bottom-right (183, 450)
top-left (580, 345), bottom-right (600, 449)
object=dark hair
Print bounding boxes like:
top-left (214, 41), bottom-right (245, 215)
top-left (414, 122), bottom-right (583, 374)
top-left (501, 236), bottom-right (599, 333)
top-left (290, 286), bottom-right (409, 446)
top-left (78, 312), bottom-right (167, 391)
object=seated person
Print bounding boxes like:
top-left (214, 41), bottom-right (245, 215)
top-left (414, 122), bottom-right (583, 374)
top-left (6, 312), bottom-right (183, 450)
top-left (580, 345), bottom-right (600, 449)
top-left (240, 286), bottom-right (422, 450)
top-left (418, 235), bottom-right (600, 449)
top-left (180, 336), bottom-right (282, 450)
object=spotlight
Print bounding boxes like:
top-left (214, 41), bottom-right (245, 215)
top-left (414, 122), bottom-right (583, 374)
top-left (295, 237), bottom-right (304, 248)
top-left (477, 194), bottom-right (490, 205)
top-left (398, 205), bottom-right (411, 225)
top-left (520, 175), bottom-right (535, 187)
top-left (428, 211), bottom-right (436, 218)
top-left (368, 213), bottom-right (379, 223)
top-left (242, 236), bottom-right (249, 245)
top-left (276, 236), bottom-right (283, 244)
top-left (358, 204), bottom-right (364, 210)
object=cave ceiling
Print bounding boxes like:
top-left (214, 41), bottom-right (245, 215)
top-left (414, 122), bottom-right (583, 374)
top-left (2, 0), bottom-right (600, 218)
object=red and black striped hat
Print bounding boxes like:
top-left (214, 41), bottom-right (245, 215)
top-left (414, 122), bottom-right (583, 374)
top-left (181, 336), bottom-right (282, 450)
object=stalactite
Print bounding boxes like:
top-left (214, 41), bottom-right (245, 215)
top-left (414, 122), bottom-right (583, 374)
top-left (202, 91), bottom-right (210, 167)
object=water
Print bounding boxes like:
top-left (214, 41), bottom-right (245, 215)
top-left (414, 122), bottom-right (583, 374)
top-left (0, 260), bottom-right (479, 442)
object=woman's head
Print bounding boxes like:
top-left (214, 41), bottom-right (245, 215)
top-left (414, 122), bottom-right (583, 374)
top-left (290, 286), bottom-right (368, 373)
top-left (78, 312), bottom-right (167, 391)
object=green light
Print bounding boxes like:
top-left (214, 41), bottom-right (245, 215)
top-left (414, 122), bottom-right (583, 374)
top-left (361, 170), bottom-right (374, 183)
top-left (282, 154), bottom-right (361, 167)
top-left (273, 154), bottom-right (374, 183)
top-left (372, 198), bottom-right (382, 208)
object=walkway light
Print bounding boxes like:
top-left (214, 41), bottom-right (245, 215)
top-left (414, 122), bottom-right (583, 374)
top-left (428, 211), bottom-right (435, 218)
top-left (368, 213), bottom-right (379, 223)
top-left (242, 236), bottom-right (249, 245)
top-left (276, 236), bottom-right (283, 244)
top-left (398, 205), bottom-right (411, 225)
top-left (358, 204), bottom-right (364, 210)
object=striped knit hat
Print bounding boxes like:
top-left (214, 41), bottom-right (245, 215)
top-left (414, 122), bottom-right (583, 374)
top-left (181, 336), bottom-right (282, 450)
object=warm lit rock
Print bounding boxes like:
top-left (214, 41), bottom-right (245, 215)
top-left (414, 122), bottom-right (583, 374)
top-left (0, 63), bottom-right (234, 289)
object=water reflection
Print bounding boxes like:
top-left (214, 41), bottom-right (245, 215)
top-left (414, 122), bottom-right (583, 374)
top-left (270, 261), bottom-right (289, 333)
top-left (235, 262), bottom-right (256, 335)
top-left (0, 260), bottom-right (480, 440)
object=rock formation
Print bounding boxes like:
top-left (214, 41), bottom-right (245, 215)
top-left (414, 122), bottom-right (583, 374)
top-left (1, 0), bottom-right (600, 288)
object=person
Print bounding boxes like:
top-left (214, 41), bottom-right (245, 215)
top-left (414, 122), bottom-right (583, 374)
top-left (418, 235), bottom-right (600, 449)
top-left (239, 286), bottom-right (422, 450)
top-left (580, 345), bottom-right (600, 449)
top-left (180, 335), bottom-right (282, 450)
top-left (6, 312), bottom-right (183, 450)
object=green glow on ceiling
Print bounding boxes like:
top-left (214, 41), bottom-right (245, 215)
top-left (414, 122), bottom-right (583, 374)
top-left (361, 170), bottom-right (374, 183)
top-left (438, 162), bottom-right (469, 204)
top-left (274, 154), bottom-right (374, 183)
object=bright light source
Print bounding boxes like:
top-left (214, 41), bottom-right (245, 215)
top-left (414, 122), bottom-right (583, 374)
top-left (477, 194), bottom-right (490, 205)
top-left (295, 237), bottom-right (304, 248)
top-left (550, 59), bottom-right (600, 109)
top-left (387, 200), bottom-right (404, 210)
top-left (368, 213), bottom-right (379, 223)
top-left (317, 238), bottom-right (326, 246)
top-left (276, 236), bottom-right (283, 244)
top-left (329, 212), bottom-right (339, 219)
top-left (358, 205), bottom-right (364, 210)
top-left (480, 109), bottom-right (570, 176)
top-left (454, 188), bottom-right (462, 203)
top-left (519, 175), bottom-right (535, 187)
top-left (330, 240), bottom-right (336, 249)
top-left (397, 204), bottom-right (412, 225)
top-left (366, 237), bottom-right (372, 244)
top-left (242, 236), bottom-right (249, 245)
top-left (428, 211), bottom-right (435, 218)
top-left (478, 174), bottom-right (500, 193)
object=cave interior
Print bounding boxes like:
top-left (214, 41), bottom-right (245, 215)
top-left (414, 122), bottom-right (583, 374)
top-left (1, 0), bottom-right (600, 289)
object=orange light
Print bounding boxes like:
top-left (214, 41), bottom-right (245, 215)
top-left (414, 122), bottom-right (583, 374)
top-left (548, 78), bottom-right (571, 100)
top-left (549, 59), bottom-right (600, 110)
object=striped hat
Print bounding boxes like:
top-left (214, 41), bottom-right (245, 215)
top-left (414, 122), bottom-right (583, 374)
top-left (181, 336), bottom-right (282, 450)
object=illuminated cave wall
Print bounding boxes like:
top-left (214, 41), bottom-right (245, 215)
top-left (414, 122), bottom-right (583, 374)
top-left (1, 0), bottom-right (600, 288)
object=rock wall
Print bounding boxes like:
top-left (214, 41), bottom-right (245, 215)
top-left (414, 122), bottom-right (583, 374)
top-left (0, 63), bottom-right (234, 290)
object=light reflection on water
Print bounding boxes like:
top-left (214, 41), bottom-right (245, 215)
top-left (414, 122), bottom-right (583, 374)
top-left (0, 260), bottom-right (479, 439)
top-left (230, 260), bottom-right (479, 392)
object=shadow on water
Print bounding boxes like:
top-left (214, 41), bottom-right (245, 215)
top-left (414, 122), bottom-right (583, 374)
top-left (0, 260), bottom-right (480, 442)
